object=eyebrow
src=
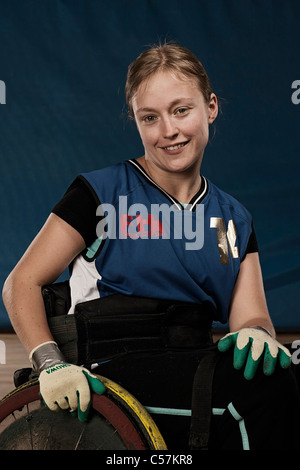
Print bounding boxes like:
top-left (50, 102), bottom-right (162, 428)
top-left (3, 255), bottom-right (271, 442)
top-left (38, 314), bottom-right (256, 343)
top-left (136, 98), bottom-right (194, 115)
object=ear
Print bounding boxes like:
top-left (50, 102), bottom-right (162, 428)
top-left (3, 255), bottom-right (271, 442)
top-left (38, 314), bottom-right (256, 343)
top-left (208, 93), bottom-right (218, 124)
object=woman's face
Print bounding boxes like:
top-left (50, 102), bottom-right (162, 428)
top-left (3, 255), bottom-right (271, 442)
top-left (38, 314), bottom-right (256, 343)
top-left (132, 70), bottom-right (218, 175)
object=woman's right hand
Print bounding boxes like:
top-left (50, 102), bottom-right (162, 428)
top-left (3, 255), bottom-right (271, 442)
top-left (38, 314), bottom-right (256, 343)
top-left (39, 362), bottom-right (106, 421)
top-left (30, 340), bottom-right (106, 422)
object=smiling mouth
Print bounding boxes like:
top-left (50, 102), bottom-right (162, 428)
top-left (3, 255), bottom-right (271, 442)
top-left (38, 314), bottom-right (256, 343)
top-left (160, 141), bottom-right (190, 151)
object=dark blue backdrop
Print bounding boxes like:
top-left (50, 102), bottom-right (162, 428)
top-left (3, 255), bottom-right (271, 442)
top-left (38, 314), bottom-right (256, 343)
top-left (1, 0), bottom-right (300, 330)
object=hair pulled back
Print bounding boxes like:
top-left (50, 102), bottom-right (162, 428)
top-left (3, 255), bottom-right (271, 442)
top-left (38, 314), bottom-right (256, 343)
top-left (125, 42), bottom-right (214, 119)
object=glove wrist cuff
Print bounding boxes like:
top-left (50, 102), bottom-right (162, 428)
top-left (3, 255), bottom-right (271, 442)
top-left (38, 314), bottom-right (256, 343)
top-left (29, 341), bottom-right (66, 373)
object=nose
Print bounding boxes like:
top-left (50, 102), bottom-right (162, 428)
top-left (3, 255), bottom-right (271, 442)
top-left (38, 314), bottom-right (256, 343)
top-left (161, 116), bottom-right (179, 140)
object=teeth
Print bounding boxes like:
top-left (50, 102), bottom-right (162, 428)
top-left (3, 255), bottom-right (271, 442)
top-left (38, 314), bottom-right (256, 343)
top-left (164, 142), bottom-right (186, 150)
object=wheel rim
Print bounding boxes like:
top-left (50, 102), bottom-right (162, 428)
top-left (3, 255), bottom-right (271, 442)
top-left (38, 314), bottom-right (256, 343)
top-left (0, 377), bottom-right (167, 450)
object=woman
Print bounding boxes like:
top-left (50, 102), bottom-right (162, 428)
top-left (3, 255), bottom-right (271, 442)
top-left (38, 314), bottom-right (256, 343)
top-left (2, 43), bottom-right (299, 450)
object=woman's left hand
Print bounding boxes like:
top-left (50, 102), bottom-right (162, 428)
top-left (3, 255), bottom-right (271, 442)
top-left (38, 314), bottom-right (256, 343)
top-left (218, 327), bottom-right (291, 380)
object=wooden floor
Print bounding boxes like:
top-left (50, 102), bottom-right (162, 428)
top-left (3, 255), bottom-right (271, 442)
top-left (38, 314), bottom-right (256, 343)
top-left (0, 333), bottom-right (31, 400)
top-left (0, 332), bottom-right (299, 401)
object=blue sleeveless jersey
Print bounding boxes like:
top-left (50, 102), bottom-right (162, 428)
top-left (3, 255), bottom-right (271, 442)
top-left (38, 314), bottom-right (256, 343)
top-left (68, 159), bottom-right (254, 323)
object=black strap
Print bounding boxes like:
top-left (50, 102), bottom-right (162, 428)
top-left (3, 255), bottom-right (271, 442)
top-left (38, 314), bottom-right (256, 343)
top-left (74, 295), bottom-right (214, 365)
top-left (189, 348), bottom-right (219, 450)
top-left (42, 282), bottom-right (216, 367)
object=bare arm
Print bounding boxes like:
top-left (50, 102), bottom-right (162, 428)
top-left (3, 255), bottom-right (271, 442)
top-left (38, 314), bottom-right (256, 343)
top-left (228, 252), bottom-right (275, 337)
top-left (2, 213), bottom-right (86, 354)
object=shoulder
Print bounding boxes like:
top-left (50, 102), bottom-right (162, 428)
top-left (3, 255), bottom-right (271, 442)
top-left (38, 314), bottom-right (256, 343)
top-left (81, 161), bottom-right (131, 185)
top-left (206, 179), bottom-right (252, 223)
top-left (80, 160), bottom-right (141, 202)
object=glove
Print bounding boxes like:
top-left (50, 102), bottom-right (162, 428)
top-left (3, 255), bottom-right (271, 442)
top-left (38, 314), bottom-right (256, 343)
top-left (218, 327), bottom-right (291, 380)
top-left (39, 363), bottom-right (106, 421)
top-left (30, 341), bottom-right (106, 422)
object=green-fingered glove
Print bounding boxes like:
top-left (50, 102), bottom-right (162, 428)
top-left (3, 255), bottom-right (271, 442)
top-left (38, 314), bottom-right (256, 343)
top-left (30, 341), bottom-right (106, 422)
top-left (218, 327), bottom-right (291, 380)
top-left (39, 363), bottom-right (106, 422)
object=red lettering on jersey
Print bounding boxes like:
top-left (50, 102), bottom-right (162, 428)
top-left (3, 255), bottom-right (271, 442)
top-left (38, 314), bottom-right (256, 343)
top-left (120, 214), bottom-right (165, 238)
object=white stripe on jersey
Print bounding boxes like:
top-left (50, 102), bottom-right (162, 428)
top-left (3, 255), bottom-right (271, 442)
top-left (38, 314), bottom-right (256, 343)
top-left (68, 255), bottom-right (101, 315)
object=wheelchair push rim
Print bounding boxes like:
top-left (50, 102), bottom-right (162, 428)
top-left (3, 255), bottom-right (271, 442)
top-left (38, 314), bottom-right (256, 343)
top-left (0, 375), bottom-right (167, 451)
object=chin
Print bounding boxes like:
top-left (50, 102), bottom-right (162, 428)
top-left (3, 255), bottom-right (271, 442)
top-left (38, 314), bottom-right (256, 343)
top-left (165, 158), bottom-right (201, 174)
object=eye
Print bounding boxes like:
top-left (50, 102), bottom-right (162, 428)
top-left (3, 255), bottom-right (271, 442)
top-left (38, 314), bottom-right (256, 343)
top-left (142, 115), bottom-right (157, 123)
top-left (175, 107), bottom-right (189, 116)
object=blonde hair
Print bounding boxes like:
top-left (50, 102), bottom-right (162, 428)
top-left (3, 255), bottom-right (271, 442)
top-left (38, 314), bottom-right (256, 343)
top-left (125, 42), bottom-right (214, 119)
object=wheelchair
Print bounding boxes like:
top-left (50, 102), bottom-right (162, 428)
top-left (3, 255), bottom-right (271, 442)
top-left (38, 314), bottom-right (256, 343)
top-left (0, 372), bottom-right (167, 450)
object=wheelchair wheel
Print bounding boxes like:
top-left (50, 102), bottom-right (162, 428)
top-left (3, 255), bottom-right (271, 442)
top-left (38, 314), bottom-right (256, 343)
top-left (0, 375), bottom-right (167, 450)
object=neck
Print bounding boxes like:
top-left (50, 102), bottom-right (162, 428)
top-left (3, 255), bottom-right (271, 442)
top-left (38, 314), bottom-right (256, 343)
top-left (137, 156), bottom-right (202, 204)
